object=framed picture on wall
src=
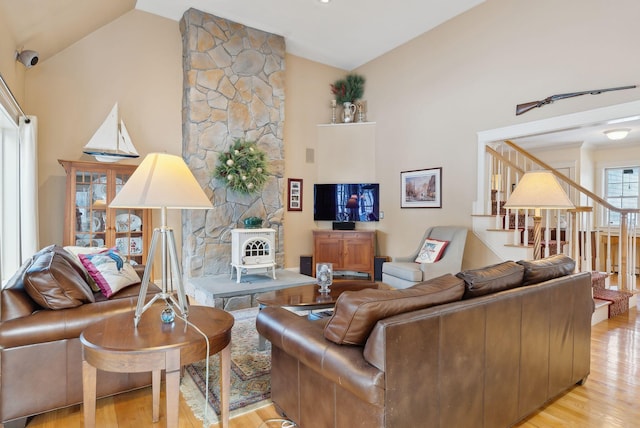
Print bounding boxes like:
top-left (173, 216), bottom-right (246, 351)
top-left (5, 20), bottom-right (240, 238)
top-left (400, 167), bottom-right (442, 208)
top-left (288, 178), bottom-right (303, 211)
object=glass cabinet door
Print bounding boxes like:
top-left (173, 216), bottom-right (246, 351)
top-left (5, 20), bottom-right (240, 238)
top-left (61, 159), bottom-right (149, 266)
top-left (74, 170), bottom-right (108, 247)
top-left (111, 171), bottom-right (146, 265)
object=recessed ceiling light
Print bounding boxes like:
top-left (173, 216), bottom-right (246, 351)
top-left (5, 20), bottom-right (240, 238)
top-left (604, 128), bottom-right (631, 140)
top-left (319, 0), bottom-right (331, 3)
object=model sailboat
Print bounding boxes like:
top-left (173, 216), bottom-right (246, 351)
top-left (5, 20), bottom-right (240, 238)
top-left (83, 103), bottom-right (140, 163)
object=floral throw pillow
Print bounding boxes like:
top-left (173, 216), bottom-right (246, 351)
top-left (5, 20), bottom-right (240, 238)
top-left (79, 247), bottom-right (140, 298)
top-left (63, 245), bottom-right (106, 291)
top-left (415, 238), bottom-right (449, 263)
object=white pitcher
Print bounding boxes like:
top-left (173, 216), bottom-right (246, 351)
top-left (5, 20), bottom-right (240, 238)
top-left (342, 102), bottom-right (356, 123)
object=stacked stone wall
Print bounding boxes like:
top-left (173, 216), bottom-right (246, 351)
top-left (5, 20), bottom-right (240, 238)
top-left (180, 8), bottom-right (285, 278)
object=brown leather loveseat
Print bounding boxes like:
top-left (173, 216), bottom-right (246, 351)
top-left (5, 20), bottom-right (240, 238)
top-left (257, 254), bottom-right (593, 428)
top-left (0, 245), bottom-right (159, 427)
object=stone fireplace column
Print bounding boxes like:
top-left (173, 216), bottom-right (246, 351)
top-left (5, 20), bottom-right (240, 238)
top-left (180, 8), bottom-right (286, 279)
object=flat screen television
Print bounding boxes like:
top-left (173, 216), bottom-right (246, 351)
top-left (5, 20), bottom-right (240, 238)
top-left (314, 183), bottom-right (380, 222)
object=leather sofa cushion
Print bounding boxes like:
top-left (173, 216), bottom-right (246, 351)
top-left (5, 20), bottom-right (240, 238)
top-left (517, 254), bottom-right (576, 286)
top-left (23, 249), bottom-right (95, 310)
top-left (1, 257), bottom-right (40, 321)
top-left (45, 244), bottom-right (92, 282)
top-left (457, 261), bottom-right (524, 299)
top-left (324, 274), bottom-right (464, 345)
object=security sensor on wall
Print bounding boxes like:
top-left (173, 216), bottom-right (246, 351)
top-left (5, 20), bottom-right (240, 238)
top-left (16, 49), bottom-right (39, 68)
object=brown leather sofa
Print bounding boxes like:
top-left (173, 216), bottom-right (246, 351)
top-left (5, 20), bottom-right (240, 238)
top-left (0, 245), bottom-right (160, 428)
top-left (257, 255), bottom-right (593, 428)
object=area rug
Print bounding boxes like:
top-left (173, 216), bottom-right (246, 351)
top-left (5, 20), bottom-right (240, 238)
top-left (180, 307), bottom-right (271, 426)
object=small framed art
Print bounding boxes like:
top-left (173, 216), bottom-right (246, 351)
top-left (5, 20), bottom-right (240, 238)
top-left (288, 178), bottom-right (303, 211)
top-left (400, 167), bottom-right (442, 208)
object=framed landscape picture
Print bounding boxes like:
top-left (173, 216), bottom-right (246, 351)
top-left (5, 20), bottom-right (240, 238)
top-left (400, 167), bottom-right (442, 208)
top-left (288, 178), bottom-right (303, 211)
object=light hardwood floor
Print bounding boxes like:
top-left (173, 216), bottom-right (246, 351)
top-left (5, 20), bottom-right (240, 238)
top-left (25, 306), bottom-right (640, 428)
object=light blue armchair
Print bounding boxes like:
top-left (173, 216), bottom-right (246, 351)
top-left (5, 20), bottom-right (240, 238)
top-left (382, 226), bottom-right (467, 289)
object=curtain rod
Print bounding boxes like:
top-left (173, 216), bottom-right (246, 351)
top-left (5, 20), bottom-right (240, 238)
top-left (0, 72), bottom-right (30, 124)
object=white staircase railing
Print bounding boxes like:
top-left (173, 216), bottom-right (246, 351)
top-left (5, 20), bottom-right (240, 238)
top-left (481, 140), bottom-right (639, 292)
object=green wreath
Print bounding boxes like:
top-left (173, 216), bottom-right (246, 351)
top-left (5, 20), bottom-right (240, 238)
top-left (214, 139), bottom-right (268, 194)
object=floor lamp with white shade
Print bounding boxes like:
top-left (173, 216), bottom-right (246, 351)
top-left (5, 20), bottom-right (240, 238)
top-left (503, 171), bottom-right (574, 260)
top-left (110, 153), bottom-right (213, 327)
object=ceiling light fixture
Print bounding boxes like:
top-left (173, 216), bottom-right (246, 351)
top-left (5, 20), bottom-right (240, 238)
top-left (604, 128), bottom-right (630, 140)
top-left (319, 0), bottom-right (331, 3)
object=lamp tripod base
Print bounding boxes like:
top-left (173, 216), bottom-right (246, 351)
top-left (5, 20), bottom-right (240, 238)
top-left (134, 292), bottom-right (186, 327)
top-left (133, 226), bottom-right (189, 327)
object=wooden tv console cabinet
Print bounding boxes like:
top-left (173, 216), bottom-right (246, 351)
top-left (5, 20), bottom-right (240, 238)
top-left (312, 230), bottom-right (375, 280)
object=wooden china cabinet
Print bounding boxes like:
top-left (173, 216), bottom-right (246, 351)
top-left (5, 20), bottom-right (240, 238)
top-left (59, 159), bottom-right (151, 265)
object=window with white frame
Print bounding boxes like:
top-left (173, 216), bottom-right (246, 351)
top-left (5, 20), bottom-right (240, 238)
top-left (0, 75), bottom-right (38, 286)
top-left (0, 106), bottom-right (20, 285)
top-left (604, 166), bottom-right (640, 226)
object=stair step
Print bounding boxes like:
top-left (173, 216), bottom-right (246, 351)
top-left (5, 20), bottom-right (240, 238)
top-left (592, 298), bottom-right (611, 325)
top-left (593, 288), bottom-right (633, 318)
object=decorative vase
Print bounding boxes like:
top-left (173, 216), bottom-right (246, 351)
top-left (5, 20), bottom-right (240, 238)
top-left (342, 102), bottom-right (356, 123)
top-left (316, 263), bottom-right (333, 293)
top-left (356, 101), bottom-right (366, 122)
top-left (160, 306), bottom-right (175, 324)
top-left (331, 100), bottom-right (337, 124)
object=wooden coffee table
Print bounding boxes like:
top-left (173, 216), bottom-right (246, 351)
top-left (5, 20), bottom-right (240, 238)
top-left (255, 280), bottom-right (384, 349)
top-left (80, 304), bottom-right (234, 428)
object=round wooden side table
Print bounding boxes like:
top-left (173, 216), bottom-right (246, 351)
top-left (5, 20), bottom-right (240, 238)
top-left (80, 304), bottom-right (234, 428)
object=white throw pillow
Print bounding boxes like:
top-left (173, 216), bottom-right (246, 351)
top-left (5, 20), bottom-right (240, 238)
top-left (415, 238), bottom-right (449, 263)
top-left (64, 245), bottom-right (107, 291)
top-left (79, 247), bottom-right (140, 298)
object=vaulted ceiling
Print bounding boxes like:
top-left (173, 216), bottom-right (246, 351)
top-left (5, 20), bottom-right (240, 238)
top-left (0, 0), bottom-right (484, 70)
top-left (2, 0), bottom-right (639, 147)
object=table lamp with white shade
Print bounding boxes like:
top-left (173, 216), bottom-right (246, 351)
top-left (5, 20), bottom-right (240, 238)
top-left (109, 153), bottom-right (213, 327)
top-left (503, 171), bottom-right (574, 259)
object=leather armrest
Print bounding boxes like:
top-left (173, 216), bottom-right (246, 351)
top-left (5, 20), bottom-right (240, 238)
top-left (0, 283), bottom-right (161, 348)
top-left (256, 307), bottom-right (384, 405)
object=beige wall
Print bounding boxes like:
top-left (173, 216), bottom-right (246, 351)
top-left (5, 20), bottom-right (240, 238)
top-left (356, 0), bottom-right (640, 267)
top-left (282, 54), bottom-right (344, 267)
top-left (580, 146), bottom-right (596, 205)
top-left (24, 10), bottom-right (183, 250)
top-left (13, 0), bottom-right (640, 273)
top-left (22, 9), bottom-right (346, 271)
top-left (0, 9), bottom-right (24, 110)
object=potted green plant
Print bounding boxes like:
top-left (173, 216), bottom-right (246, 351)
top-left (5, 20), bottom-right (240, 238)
top-left (243, 216), bottom-right (263, 229)
top-left (330, 74), bottom-right (365, 123)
